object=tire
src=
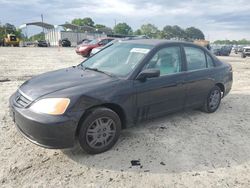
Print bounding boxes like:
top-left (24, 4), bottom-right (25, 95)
top-left (86, 50), bottom-right (91, 58)
top-left (82, 52), bottom-right (90, 58)
top-left (241, 53), bottom-right (246, 58)
top-left (78, 107), bottom-right (121, 154)
top-left (202, 86), bottom-right (222, 113)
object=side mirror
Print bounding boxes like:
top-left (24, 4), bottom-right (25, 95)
top-left (136, 68), bottom-right (160, 81)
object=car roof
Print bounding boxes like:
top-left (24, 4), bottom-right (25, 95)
top-left (121, 39), bottom-right (196, 47)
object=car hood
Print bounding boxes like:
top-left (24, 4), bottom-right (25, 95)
top-left (19, 66), bottom-right (118, 100)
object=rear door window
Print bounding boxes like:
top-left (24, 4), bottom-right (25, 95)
top-left (206, 54), bottom-right (215, 68)
top-left (184, 47), bottom-right (206, 71)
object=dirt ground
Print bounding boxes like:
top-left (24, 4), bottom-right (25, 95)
top-left (0, 47), bottom-right (250, 188)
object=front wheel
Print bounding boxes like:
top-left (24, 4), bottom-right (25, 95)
top-left (78, 107), bottom-right (121, 154)
top-left (202, 86), bottom-right (222, 113)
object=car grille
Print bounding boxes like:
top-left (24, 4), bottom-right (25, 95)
top-left (14, 91), bottom-right (32, 108)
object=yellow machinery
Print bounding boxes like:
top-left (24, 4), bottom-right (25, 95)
top-left (3, 34), bottom-right (20, 46)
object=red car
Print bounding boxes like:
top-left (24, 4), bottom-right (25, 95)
top-left (75, 38), bottom-right (114, 57)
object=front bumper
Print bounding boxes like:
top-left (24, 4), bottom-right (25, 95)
top-left (244, 52), bottom-right (250, 56)
top-left (9, 94), bottom-right (80, 149)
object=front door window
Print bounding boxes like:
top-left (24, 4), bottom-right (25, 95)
top-left (144, 46), bottom-right (182, 76)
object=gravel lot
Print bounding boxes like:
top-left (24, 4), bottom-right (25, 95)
top-left (0, 47), bottom-right (250, 187)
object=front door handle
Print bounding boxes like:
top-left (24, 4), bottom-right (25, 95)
top-left (161, 82), bottom-right (183, 88)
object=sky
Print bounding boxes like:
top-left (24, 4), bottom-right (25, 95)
top-left (0, 0), bottom-right (250, 41)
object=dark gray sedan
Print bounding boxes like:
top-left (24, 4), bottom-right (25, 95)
top-left (9, 40), bottom-right (233, 154)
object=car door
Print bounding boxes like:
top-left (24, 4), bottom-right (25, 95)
top-left (134, 45), bottom-right (186, 121)
top-left (183, 45), bottom-right (215, 108)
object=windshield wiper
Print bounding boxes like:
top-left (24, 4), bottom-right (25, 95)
top-left (82, 66), bottom-right (114, 77)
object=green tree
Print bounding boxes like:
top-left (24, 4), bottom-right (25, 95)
top-left (95, 24), bottom-right (106, 29)
top-left (71, 17), bottom-right (95, 27)
top-left (4, 23), bottom-right (16, 33)
top-left (185, 27), bottom-right (205, 40)
top-left (238, 39), bottom-right (250, 45)
top-left (113, 23), bottom-right (133, 35)
top-left (140, 24), bottom-right (159, 38)
top-left (162, 25), bottom-right (172, 39)
top-left (156, 31), bottom-right (165, 39)
top-left (95, 24), bottom-right (113, 34)
top-left (134, 29), bottom-right (142, 35)
top-left (213, 39), bottom-right (250, 45)
top-left (15, 29), bottom-right (23, 38)
top-left (162, 25), bottom-right (186, 39)
top-left (0, 24), bottom-right (5, 39)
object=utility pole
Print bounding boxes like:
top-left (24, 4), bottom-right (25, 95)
top-left (114, 19), bottom-right (117, 28)
top-left (41, 14), bottom-right (45, 39)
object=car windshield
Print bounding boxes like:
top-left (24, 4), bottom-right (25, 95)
top-left (81, 42), bottom-right (153, 77)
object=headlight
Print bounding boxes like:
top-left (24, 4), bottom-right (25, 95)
top-left (79, 46), bottom-right (87, 51)
top-left (30, 98), bottom-right (70, 115)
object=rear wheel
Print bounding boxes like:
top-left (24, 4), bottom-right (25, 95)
top-left (78, 107), bottom-right (121, 154)
top-left (202, 86), bottom-right (222, 113)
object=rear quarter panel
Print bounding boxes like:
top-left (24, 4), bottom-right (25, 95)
top-left (211, 60), bottom-right (233, 96)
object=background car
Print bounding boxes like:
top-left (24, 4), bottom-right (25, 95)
top-left (37, 40), bottom-right (49, 47)
top-left (241, 46), bottom-right (250, 58)
top-left (75, 38), bottom-right (114, 57)
top-left (234, 45), bottom-right (244, 54)
top-left (211, 45), bottom-right (231, 56)
top-left (90, 39), bottom-right (119, 56)
top-left (61, 38), bottom-right (71, 47)
top-left (211, 45), bottom-right (222, 56)
top-left (90, 36), bottom-right (150, 56)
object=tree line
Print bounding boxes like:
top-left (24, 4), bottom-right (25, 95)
top-left (1, 18), bottom-right (205, 41)
top-left (70, 17), bottom-right (205, 40)
top-left (5, 17), bottom-right (249, 44)
top-left (213, 39), bottom-right (250, 45)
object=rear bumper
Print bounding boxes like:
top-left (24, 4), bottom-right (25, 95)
top-left (9, 94), bottom-right (80, 149)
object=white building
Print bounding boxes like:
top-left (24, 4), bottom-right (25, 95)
top-left (20, 22), bottom-right (112, 46)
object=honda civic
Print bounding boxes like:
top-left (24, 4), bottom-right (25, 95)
top-left (9, 40), bottom-right (233, 154)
